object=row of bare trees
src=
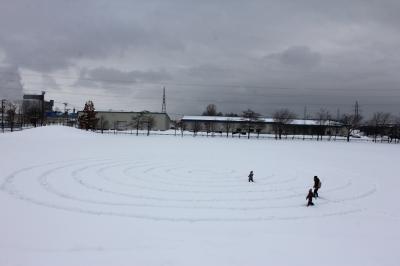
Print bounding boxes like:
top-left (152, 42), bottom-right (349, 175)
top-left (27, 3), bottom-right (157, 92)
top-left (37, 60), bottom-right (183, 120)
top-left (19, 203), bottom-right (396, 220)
top-left (1, 97), bottom-right (51, 132)
top-left (199, 104), bottom-right (263, 138)
top-left (1, 100), bottom-right (18, 132)
top-left (363, 112), bottom-right (400, 143)
top-left (184, 104), bottom-right (400, 143)
top-left (1, 100), bottom-right (36, 132)
top-left (271, 108), bottom-right (296, 139)
top-left (131, 111), bottom-right (155, 136)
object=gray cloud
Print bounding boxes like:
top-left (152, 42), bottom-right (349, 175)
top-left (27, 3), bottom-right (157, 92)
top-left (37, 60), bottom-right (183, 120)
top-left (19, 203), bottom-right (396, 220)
top-left (1, 1), bottom-right (400, 117)
top-left (41, 74), bottom-right (60, 90)
top-left (73, 67), bottom-right (171, 96)
top-left (266, 46), bottom-right (322, 68)
top-left (86, 67), bottom-right (171, 85)
top-left (0, 0), bottom-right (184, 72)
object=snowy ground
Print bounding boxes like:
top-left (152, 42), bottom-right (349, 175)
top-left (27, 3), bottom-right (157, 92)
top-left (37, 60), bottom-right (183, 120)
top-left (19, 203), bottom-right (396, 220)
top-left (0, 126), bottom-right (399, 266)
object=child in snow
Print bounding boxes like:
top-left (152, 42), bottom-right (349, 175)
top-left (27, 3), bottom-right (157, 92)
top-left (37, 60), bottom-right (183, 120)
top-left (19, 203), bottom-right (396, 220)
top-left (313, 176), bottom-right (321, 198)
top-left (248, 171), bottom-right (254, 182)
top-left (306, 189), bottom-right (314, 206)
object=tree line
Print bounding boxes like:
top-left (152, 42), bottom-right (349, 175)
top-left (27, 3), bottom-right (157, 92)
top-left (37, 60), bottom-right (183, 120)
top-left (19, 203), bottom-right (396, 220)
top-left (0, 99), bottom-right (45, 132)
top-left (7, 98), bottom-right (397, 143)
top-left (174, 103), bottom-right (400, 143)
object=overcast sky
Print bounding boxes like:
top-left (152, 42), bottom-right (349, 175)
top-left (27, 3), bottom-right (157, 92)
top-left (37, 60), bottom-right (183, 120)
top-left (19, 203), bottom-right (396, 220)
top-left (0, 0), bottom-right (400, 118)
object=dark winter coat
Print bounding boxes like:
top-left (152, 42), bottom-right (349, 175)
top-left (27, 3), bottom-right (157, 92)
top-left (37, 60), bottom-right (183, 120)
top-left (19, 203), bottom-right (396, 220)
top-left (306, 191), bottom-right (314, 201)
top-left (313, 177), bottom-right (321, 189)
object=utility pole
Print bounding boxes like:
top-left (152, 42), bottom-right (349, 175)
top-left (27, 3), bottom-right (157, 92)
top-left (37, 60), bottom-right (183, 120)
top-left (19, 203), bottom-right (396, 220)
top-left (303, 105), bottom-right (307, 140)
top-left (161, 87), bottom-right (166, 113)
top-left (1, 99), bottom-right (5, 133)
top-left (336, 108), bottom-right (340, 121)
top-left (63, 102), bottom-right (68, 125)
top-left (41, 91), bottom-right (46, 126)
top-left (72, 108), bottom-right (76, 127)
top-left (335, 108), bottom-right (340, 141)
top-left (18, 106), bottom-right (22, 130)
top-left (354, 101), bottom-right (361, 132)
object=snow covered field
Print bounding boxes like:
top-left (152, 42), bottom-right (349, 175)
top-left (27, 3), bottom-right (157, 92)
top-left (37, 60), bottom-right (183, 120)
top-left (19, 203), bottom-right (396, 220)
top-left (0, 126), bottom-right (399, 266)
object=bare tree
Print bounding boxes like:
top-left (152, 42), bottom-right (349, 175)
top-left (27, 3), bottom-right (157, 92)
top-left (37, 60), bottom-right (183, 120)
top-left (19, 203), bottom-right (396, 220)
top-left (192, 120), bottom-right (202, 136)
top-left (340, 112), bottom-right (363, 142)
top-left (171, 119), bottom-right (180, 136)
top-left (255, 122), bottom-right (265, 138)
top-left (202, 104), bottom-right (218, 116)
top-left (180, 120), bottom-right (186, 137)
top-left (341, 114), bottom-right (355, 142)
top-left (132, 111), bottom-right (145, 136)
top-left (235, 126), bottom-right (243, 138)
top-left (6, 102), bottom-right (16, 132)
top-left (391, 116), bottom-right (400, 143)
top-left (143, 114), bottom-right (155, 136)
top-left (202, 104), bottom-right (222, 136)
top-left (223, 118), bottom-right (233, 138)
top-left (99, 115), bottom-right (108, 134)
top-left (242, 109), bottom-right (260, 139)
top-left (315, 108), bottom-right (331, 141)
top-left (273, 108), bottom-right (296, 139)
top-left (369, 112), bottom-right (391, 142)
top-left (17, 103), bottom-right (23, 129)
top-left (204, 120), bottom-right (214, 137)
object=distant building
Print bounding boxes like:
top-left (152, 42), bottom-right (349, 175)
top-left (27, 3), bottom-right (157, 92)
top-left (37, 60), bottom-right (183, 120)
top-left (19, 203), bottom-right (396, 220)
top-left (23, 94), bottom-right (54, 113)
top-left (22, 92), bottom-right (54, 125)
top-left (77, 110), bottom-right (171, 131)
top-left (181, 115), bottom-right (344, 136)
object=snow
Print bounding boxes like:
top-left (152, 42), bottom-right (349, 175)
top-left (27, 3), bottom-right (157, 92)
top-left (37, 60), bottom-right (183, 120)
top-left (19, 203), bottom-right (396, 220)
top-left (0, 125), bottom-right (399, 266)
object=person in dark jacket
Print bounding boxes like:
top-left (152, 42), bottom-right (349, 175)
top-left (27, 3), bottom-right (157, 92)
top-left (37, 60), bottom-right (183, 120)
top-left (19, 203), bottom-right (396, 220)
top-left (313, 176), bottom-right (321, 198)
top-left (248, 171), bottom-right (254, 182)
top-left (306, 189), bottom-right (314, 206)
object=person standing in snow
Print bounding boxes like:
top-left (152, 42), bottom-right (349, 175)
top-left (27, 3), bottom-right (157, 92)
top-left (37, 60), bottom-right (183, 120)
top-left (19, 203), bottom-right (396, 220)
top-left (306, 189), bottom-right (314, 206)
top-left (248, 171), bottom-right (254, 182)
top-left (313, 176), bottom-right (321, 198)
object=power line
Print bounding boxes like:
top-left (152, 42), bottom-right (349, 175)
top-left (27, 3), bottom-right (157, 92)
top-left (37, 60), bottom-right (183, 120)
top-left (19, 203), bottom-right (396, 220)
top-left (6, 87), bottom-right (397, 108)
top-left (18, 88), bottom-right (400, 100)
top-left (1, 69), bottom-right (400, 92)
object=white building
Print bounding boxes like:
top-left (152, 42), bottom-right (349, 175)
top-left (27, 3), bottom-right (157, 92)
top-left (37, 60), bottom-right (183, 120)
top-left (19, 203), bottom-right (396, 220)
top-left (181, 115), bottom-right (344, 137)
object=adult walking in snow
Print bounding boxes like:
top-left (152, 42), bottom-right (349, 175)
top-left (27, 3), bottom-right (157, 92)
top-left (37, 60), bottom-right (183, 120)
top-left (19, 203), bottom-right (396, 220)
top-left (248, 171), bottom-right (254, 182)
top-left (306, 189), bottom-right (314, 206)
top-left (313, 176), bottom-right (321, 198)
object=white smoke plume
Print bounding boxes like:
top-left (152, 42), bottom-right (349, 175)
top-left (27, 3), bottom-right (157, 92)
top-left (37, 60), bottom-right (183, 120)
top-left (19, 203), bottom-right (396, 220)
top-left (0, 65), bottom-right (24, 101)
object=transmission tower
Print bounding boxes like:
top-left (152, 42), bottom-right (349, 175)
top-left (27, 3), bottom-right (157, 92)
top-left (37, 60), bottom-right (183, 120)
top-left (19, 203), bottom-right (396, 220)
top-left (161, 87), bottom-right (167, 113)
top-left (354, 101), bottom-right (359, 120)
